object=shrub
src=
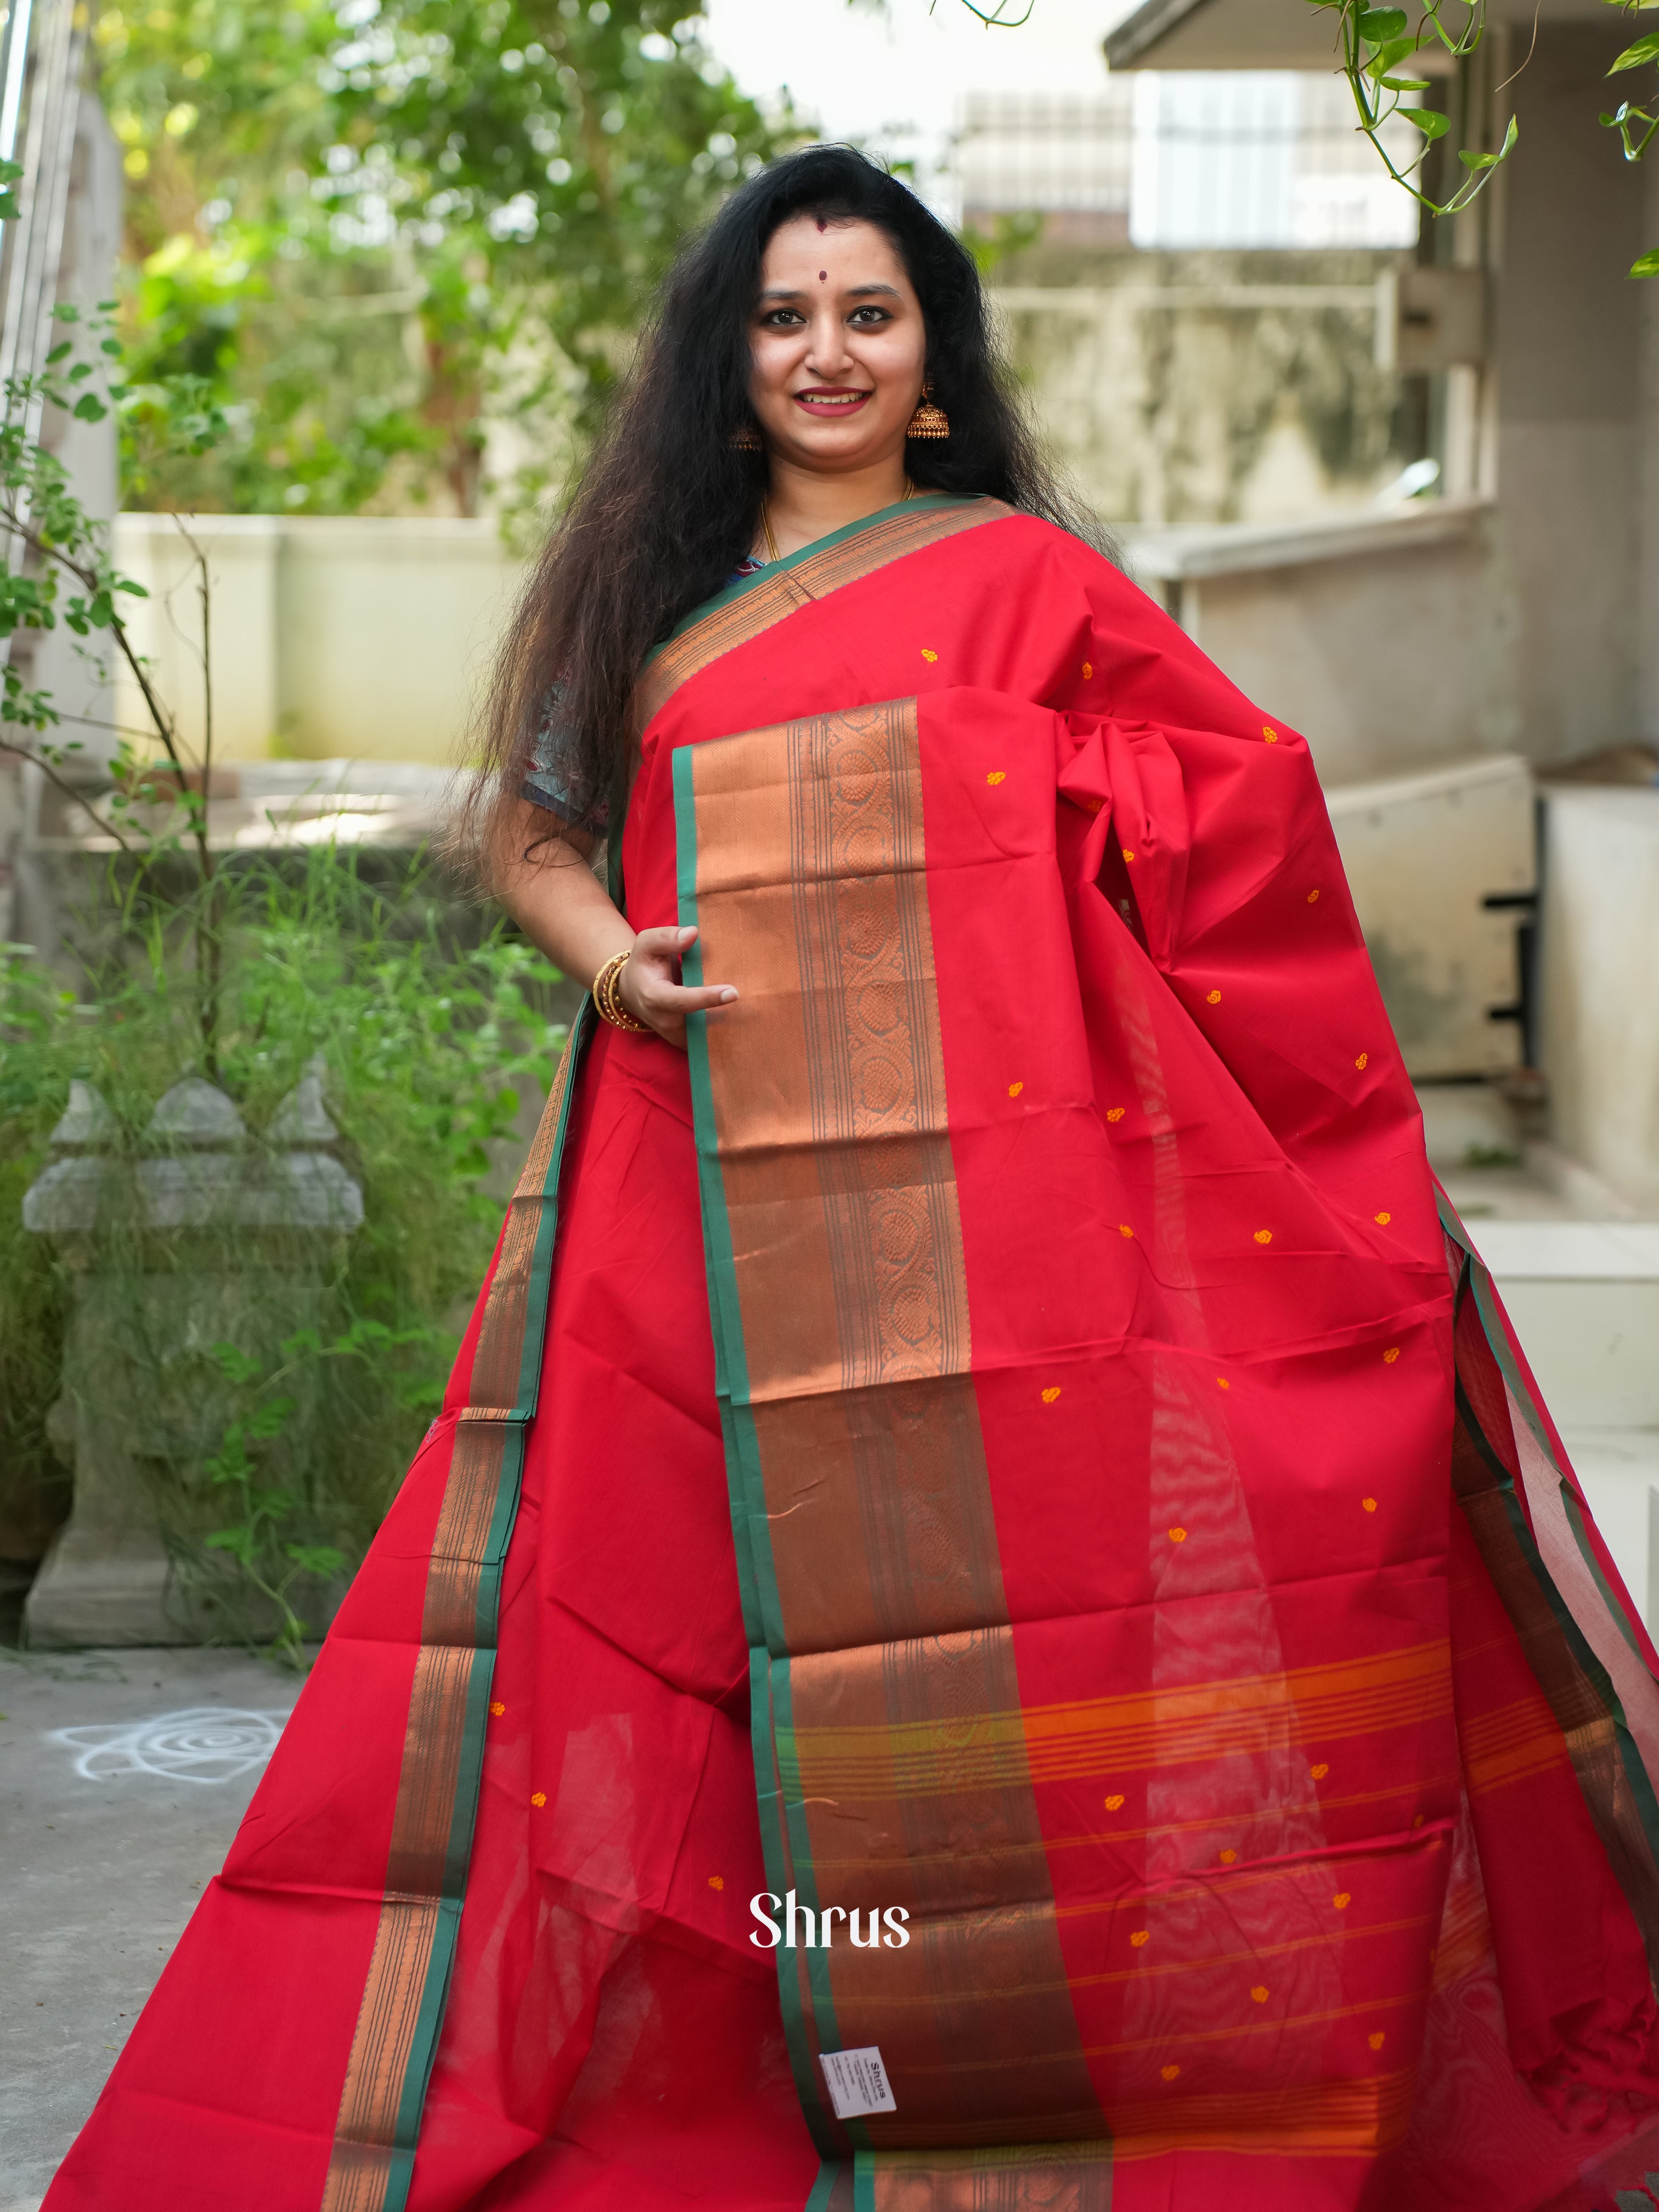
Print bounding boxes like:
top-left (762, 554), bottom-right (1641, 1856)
top-left (1, 845), bottom-right (565, 1658)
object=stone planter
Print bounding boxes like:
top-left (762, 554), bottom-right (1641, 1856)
top-left (21, 1068), bottom-right (362, 1647)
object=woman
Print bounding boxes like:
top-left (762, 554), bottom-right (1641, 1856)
top-left (47, 146), bottom-right (1659, 2212)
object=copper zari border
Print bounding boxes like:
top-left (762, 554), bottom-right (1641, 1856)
top-left (635, 498), bottom-right (1009, 734)
top-left (318, 1002), bottom-right (593, 2212)
top-left (674, 710), bottom-right (1107, 2176)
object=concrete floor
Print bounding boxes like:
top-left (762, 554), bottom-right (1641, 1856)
top-left (0, 1644), bottom-right (300, 2209)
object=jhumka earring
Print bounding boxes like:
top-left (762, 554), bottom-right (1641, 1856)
top-left (729, 422), bottom-right (762, 452)
top-left (905, 379), bottom-right (950, 441)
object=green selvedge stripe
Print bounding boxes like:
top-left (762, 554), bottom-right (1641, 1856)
top-left (771, 1645), bottom-right (856, 2153)
top-left (755, 1649), bottom-right (843, 2157)
top-left (508, 998), bottom-right (593, 1417)
top-left (473, 1428), bottom-right (527, 1643)
top-left (853, 2159), bottom-right (877, 2212)
top-left (804, 2164), bottom-right (849, 2212)
top-left (1441, 1184), bottom-right (1659, 1836)
top-left (1463, 1244), bottom-right (1656, 1669)
top-left (383, 1635), bottom-right (500, 2197)
top-left (676, 747), bottom-right (763, 1645)
top-left (1447, 1251), bottom-right (1659, 1915)
top-left (674, 741), bottom-right (850, 2158)
top-left (1560, 1472), bottom-right (1659, 1680)
top-left (769, 1674), bottom-right (846, 2109)
top-left (673, 743), bottom-right (785, 1654)
top-left (1452, 1269), bottom-right (1621, 1711)
top-left (1440, 1188), bottom-right (1652, 1687)
top-left (1561, 1469), bottom-right (1652, 1667)
top-left (382, 1895), bottom-right (460, 2210)
top-left (370, 1008), bottom-right (593, 2211)
top-left (1558, 1479), bottom-right (1659, 1867)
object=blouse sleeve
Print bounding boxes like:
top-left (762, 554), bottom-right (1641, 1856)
top-left (518, 688), bottom-right (610, 833)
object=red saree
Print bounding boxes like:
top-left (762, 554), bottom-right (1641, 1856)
top-left (44, 497), bottom-right (1659, 2212)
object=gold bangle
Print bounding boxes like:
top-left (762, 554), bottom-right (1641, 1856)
top-left (593, 949), bottom-right (648, 1033)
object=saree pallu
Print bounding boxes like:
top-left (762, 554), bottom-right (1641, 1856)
top-left (45, 498), bottom-right (1659, 2212)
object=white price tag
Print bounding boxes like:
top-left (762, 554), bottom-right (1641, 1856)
top-left (820, 2044), bottom-right (897, 2120)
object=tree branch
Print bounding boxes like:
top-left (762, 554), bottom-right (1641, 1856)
top-left (0, 738), bottom-right (139, 854)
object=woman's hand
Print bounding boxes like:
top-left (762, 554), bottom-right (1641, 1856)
top-left (614, 924), bottom-right (736, 1049)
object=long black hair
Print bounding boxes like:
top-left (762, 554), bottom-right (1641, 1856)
top-left (470, 144), bottom-right (1096, 870)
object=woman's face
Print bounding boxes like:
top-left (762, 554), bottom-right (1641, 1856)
top-left (748, 215), bottom-right (927, 476)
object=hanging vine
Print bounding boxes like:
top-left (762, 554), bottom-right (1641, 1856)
top-left (1603, 16), bottom-right (1659, 275)
top-left (1299, 0), bottom-right (1657, 275)
top-left (1310, 0), bottom-right (1519, 213)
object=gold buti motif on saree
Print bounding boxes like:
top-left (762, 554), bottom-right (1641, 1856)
top-left (676, 702), bottom-right (1108, 2160)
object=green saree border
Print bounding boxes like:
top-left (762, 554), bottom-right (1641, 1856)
top-left (673, 746), bottom-right (848, 2164)
top-left (1436, 1186), bottom-right (1659, 1928)
top-left (646, 493), bottom-right (980, 667)
top-left (1437, 1187), bottom-right (1659, 1706)
top-left (674, 746), bottom-right (779, 1652)
top-left (633, 498), bottom-right (1009, 739)
top-left (320, 1000), bottom-right (594, 2212)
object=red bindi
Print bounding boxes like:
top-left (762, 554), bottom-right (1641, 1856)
top-left (819, 270), bottom-right (827, 281)
top-left (815, 216), bottom-right (827, 232)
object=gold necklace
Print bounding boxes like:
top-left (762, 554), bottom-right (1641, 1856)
top-left (759, 478), bottom-right (913, 567)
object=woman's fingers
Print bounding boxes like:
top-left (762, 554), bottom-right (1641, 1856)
top-left (610, 930), bottom-right (736, 1048)
top-left (631, 923), bottom-right (692, 960)
top-left (633, 978), bottom-right (737, 1013)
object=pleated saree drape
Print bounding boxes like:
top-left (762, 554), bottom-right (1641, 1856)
top-left (47, 498), bottom-right (1659, 2212)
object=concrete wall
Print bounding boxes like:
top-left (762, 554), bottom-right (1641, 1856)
top-left (1493, 26), bottom-right (1652, 763)
top-left (1539, 787), bottom-right (1659, 1205)
top-left (1124, 499), bottom-right (1525, 785)
top-left (113, 499), bottom-right (1530, 787)
top-left (991, 249), bottom-right (1411, 526)
top-left (111, 514), bottom-right (522, 765)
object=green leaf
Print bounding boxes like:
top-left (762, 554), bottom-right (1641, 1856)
top-left (1402, 105), bottom-right (1452, 136)
top-left (1358, 5), bottom-right (1409, 34)
top-left (1379, 74), bottom-right (1433, 87)
top-left (1459, 114), bottom-right (1520, 170)
top-left (283, 1543), bottom-right (346, 1576)
top-left (1610, 29), bottom-right (1659, 68)
top-left (1364, 37), bottom-right (1419, 74)
top-left (71, 394), bottom-right (106, 421)
top-left (211, 1341), bottom-right (263, 1384)
top-left (1634, 247), bottom-right (1659, 276)
top-left (245, 1400), bottom-right (297, 1443)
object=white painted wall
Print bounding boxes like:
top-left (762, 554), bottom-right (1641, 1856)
top-left (111, 514), bottom-right (522, 766)
top-left (1539, 787), bottom-right (1659, 1207)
